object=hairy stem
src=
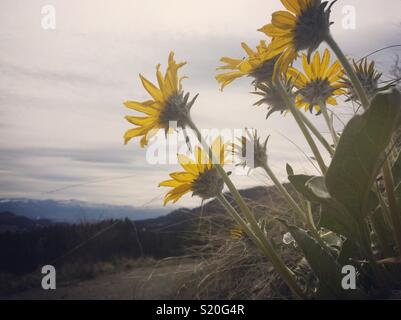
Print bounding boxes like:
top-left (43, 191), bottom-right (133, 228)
top-left (320, 103), bottom-right (339, 147)
top-left (275, 78), bottom-right (328, 174)
top-left (325, 33), bottom-right (370, 109)
top-left (305, 201), bottom-right (329, 251)
top-left (216, 193), bottom-right (258, 242)
top-left (298, 111), bottom-right (335, 157)
top-left (262, 163), bottom-right (306, 221)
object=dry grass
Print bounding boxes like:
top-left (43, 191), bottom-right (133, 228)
top-left (172, 186), bottom-right (307, 300)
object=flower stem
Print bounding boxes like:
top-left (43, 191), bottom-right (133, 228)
top-left (298, 111), bottom-right (335, 157)
top-left (325, 33), bottom-right (370, 110)
top-left (262, 162), bottom-right (306, 221)
top-left (217, 192), bottom-right (305, 299)
top-left (304, 201), bottom-right (335, 256)
top-left (216, 193), bottom-right (257, 241)
top-left (320, 103), bottom-right (339, 147)
top-left (275, 78), bottom-right (328, 174)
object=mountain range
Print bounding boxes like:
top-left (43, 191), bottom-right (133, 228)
top-left (0, 184), bottom-right (291, 227)
top-left (0, 198), bottom-right (169, 223)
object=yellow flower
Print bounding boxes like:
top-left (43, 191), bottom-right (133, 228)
top-left (124, 52), bottom-right (197, 147)
top-left (287, 49), bottom-right (346, 113)
top-left (259, 0), bottom-right (335, 75)
top-left (230, 227), bottom-right (245, 240)
top-left (159, 137), bottom-right (226, 205)
top-left (216, 41), bottom-right (277, 90)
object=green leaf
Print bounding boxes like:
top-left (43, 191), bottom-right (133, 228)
top-left (305, 176), bottom-right (331, 201)
top-left (326, 89), bottom-right (401, 219)
top-left (319, 202), bottom-right (360, 243)
top-left (286, 163), bottom-right (294, 176)
top-left (303, 176), bottom-right (357, 239)
top-left (289, 175), bottom-right (361, 243)
top-left (288, 174), bottom-right (320, 202)
top-left (279, 220), bottom-right (362, 299)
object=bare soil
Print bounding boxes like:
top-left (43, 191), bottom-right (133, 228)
top-left (4, 260), bottom-right (197, 300)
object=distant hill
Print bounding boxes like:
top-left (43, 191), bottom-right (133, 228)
top-left (0, 185), bottom-right (290, 225)
top-left (135, 184), bottom-right (293, 233)
top-left (0, 198), bottom-right (168, 223)
top-left (0, 211), bottom-right (52, 233)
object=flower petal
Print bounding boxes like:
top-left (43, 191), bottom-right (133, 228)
top-left (170, 172), bottom-right (196, 182)
top-left (177, 154), bottom-right (199, 174)
top-left (139, 74), bottom-right (164, 101)
top-left (272, 11), bottom-right (297, 29)
top-left (159, 179), bottom-right (181, 187)
top-left (163, 184), bottom-right (191, 205)
top-left (124, 100), bottom-right (160, 115)
top-left (124, 126), bottom-right (150, 145)
top-left (281, 0), bottom-right (301, 14)
top-left (320, 49), bottom-right (331, 78)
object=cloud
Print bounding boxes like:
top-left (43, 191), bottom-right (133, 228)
top-left (0, 146), bottom-right (139, 165)
top-left (0, 0), bottom-right (400, 207)
top-left (0, 145), bottom-right (173, 206)
top-left (0, 62), bottom-right (117, 88)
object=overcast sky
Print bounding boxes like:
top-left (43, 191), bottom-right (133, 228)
top-left (0, 0), bottom-right (400, 210)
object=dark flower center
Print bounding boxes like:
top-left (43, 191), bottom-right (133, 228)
top-left (250, 57), bottom-right (278, 84)
top-left (159, 92), bottom-right (193, 132)
top-left (294, 0), bottom-right (331, 52)
top-left (299, 78), bottom-right (334, 107)
top-left (192, 167), bottom-right (224, 200)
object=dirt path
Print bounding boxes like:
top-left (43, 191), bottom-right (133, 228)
top-left (6, 261), bottom-right (197, 300)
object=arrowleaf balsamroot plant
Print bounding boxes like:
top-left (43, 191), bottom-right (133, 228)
top-left (124, 52), bottom-right (197, 147)
top-left (216, 41), bottom-right (277, 89)
top-left (258, 0), bottom-right (335, 75)
top-left (287, 49), bottom-right (346, 114)
top-left (124, 0), bottom-right (401, 299)
top-left (287, 49), bottom-right (346, 145)
top-left (159, 137), bottom-right (226, 205)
